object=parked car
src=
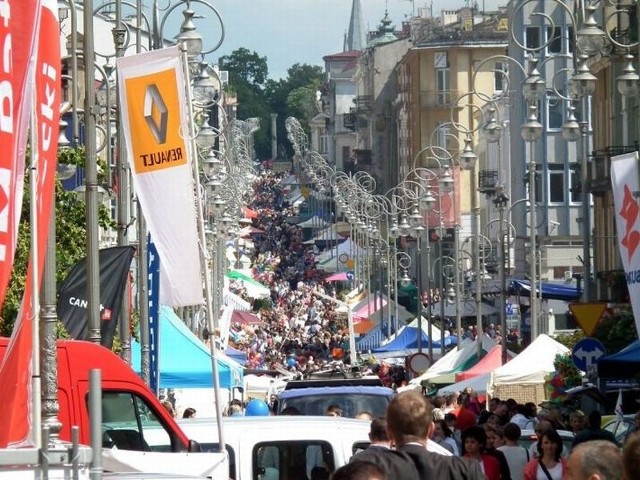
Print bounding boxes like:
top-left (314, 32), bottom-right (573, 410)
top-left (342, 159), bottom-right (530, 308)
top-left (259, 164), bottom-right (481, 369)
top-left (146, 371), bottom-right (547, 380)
top-left (177, 415), bottom-right (451, 480)
top-left (603, 415), bottom-right (636, 445)
top-left (517, 429), bottom-right (575, 457)
top-left (275, 378), bottom-right (394, 417)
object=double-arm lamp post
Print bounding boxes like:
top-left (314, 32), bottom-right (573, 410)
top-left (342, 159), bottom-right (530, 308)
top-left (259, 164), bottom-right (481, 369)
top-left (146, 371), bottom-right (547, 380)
top-left (397, 155), bottom-right (454, 362)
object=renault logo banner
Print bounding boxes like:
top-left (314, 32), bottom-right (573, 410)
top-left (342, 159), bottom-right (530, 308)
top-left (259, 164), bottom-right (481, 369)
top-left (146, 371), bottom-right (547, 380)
top-left (117, 47), bottom-right (204, 307)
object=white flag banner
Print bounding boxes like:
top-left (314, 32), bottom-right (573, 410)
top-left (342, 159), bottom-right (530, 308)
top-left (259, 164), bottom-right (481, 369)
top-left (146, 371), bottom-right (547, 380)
top-left (610, 151), bottom-right (640, 336)
top-left (117, 47), bottom-right (203, 306)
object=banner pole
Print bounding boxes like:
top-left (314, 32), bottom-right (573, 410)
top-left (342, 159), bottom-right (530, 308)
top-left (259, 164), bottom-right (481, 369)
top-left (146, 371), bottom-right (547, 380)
top-left (181, 47), bottom-right (226, 452)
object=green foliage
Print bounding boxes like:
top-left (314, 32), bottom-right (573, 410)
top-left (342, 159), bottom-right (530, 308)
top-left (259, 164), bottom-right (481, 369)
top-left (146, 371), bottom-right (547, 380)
top-left (287, 86), bottom-right (320, 121)
top-left (0, 147), bottom-right (114, 335)
top-left (554, 329), bottom-right (586, 351)
top-left (220, 48), bottom-right (269, 90)
top-left (221, 49), bottom-right (324, 160)
top-left (592, 309), bottom-right (638, 353)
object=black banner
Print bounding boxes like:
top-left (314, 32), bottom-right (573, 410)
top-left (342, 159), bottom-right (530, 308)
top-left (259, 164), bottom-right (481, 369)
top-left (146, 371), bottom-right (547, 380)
top-left (57, 246), bottom-right (136, 348)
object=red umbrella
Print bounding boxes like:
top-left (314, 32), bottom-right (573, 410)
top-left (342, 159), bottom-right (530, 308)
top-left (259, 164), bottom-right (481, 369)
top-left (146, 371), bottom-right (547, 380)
top-left (243, 207), bottom-right (258, 219)
top-left (325, 272), bottom-right (349, 282)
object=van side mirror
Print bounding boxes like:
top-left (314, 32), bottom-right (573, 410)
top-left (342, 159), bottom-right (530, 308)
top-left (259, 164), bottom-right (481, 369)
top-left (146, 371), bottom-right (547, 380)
top-left (188, 439), bottom-right (202, 453)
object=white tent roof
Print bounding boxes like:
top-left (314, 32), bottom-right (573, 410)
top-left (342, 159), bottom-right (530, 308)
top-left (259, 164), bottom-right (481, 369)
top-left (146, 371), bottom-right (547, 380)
top-left (405, 317), bottom-right (443, 342)
top-left (438, 372), bottom-right (491, 395)
top-left (297, 215), bottom-right (330, 229)
top-left (303, 224), bottom-right (345, 244)
top-left (490, 334), bottom-right (569, 386)
top-left (315, 238), bottom-right (366, 264)
top-left (409, 335), bottom-right (497, 384)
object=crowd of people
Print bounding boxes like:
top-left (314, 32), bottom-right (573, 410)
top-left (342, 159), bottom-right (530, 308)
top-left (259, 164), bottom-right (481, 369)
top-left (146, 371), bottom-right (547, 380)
top-left (217, 170), bottom-right (640, 479)
top-left (224, 171), bottom-right (409, 384)
top-left (336, 390), bottom-right (639, 480)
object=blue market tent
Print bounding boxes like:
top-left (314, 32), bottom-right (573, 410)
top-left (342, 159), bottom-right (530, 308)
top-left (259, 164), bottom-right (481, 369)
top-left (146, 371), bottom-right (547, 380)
top-left (131, 306), bottom-right (244, 389)
top-left (225, 345), bottom-right (248, 365)
top-left (508, 279), bottom-right (581, 301)
top-left (372, 326), bottom-right (457, 353)
top-left (597, 340), bottom-right (640, 379)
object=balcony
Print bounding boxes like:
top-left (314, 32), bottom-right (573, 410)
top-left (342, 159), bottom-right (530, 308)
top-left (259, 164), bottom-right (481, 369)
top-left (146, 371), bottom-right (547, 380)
top-left (589, 144), bottom-right (638, 196)
top-left (420, 90), bottom-right (460, 108)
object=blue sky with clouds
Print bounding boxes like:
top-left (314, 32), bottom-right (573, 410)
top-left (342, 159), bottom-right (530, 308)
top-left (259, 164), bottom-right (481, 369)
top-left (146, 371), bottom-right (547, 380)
top-left (157, 0), bottom-right (504, 80)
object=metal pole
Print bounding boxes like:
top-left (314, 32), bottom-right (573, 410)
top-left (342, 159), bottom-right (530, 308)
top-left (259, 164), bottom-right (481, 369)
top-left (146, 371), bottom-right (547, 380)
top-left (28, 122), bottom-right (42, 448)
top-left (41, 209), bottom-right (62, 441)
top-left (84, 0), bottom-right (101, 344)
top-left (529, 141), bottom-right (538, 341)
top-left (114, 0), bottom-right (132, 364)
top-left (438, 243), bottom-right (446, 357)
top-left (139, 215), bottom-right (150, 386)
top-left (499, 201), bottom-right (507, 364)
top-left (416, 236), bottom-right (423, 354)
top-left (474, 164), bottom-right (482, 360)
top-left (580, 95), bottom-right (591, 301)
top-left (89, 369), bottom-right (102, 480)
top-left (426, 229), bottom-right (433, 361)
top-left (183, 49), bottom-right (226, 452)
top-left (454, 224), bottom-right (462, 349)
top-left (392, 248), bottom-right (399, 335)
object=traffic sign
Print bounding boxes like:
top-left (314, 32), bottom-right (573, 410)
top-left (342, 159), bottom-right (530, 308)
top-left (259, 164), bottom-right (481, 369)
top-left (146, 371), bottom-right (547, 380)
top-left (407, 352), bottom-right (431, 374)
top-left (571, 337), bottom-right (606, 372)
top-left (568, 302), bottom-right (609, 336)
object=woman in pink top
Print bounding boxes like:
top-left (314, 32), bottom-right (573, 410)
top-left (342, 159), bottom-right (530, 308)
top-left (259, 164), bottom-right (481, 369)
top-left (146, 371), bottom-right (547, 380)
top-left (523, 430), bottom-right (566, 480)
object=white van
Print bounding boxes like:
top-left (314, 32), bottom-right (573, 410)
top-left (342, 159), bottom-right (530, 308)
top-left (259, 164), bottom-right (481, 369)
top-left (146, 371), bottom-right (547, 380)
top-left (177, 416), bottom-right (451, 480)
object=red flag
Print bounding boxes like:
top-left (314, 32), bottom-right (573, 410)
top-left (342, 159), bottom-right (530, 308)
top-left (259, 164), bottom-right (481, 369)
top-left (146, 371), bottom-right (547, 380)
top-left (0, 0), bottom-right (59, 448)
top-left (0, 0), bottom-right (41, 308)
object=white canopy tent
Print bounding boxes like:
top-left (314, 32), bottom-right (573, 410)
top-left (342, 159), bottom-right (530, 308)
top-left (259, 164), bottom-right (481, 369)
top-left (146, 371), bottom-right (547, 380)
top-left (488, 334), bottom-right (569, 404)
top-left (438, 373), bottom-right (491, 396)
top-left (315, 238), bottom-right (366, 265)
top-left (296, 215), bottom-right (330, 229)
top-left (409, 335), bottom-right (497, 384)
top-left (303, 224), bottom-right (346, 244)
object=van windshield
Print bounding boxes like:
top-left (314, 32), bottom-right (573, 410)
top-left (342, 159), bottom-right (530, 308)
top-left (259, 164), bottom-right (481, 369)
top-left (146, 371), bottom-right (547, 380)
top-left (278, 392), bottom-right (390, 417)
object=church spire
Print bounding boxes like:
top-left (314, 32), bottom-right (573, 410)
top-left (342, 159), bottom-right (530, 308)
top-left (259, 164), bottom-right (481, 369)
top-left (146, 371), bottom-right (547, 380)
top-left (345, 0), bottom-right (364, 51)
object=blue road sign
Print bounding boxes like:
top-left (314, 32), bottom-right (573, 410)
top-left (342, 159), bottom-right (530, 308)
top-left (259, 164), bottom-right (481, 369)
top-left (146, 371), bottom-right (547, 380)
top-left (346, 271), bottom-right (354, 281)
top-left (506, 303), bottom-right (514, 316)
top-left (571, 337), bottom-right (606, 372)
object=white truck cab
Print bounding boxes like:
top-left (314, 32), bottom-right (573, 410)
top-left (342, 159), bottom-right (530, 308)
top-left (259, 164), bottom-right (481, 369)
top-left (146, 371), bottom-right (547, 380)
top-left (176, 415), bottom-right (451, 480)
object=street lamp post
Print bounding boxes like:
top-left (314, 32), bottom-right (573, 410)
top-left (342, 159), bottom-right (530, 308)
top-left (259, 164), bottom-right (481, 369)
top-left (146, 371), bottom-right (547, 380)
top-left (83, 0), bottom-right (101, 344)
top-left (493, 186), bottom-right (510, 364)
top-left (458, 136), bottom-right (480, 357)
top-left (401, 159), bottom-right (454, 360)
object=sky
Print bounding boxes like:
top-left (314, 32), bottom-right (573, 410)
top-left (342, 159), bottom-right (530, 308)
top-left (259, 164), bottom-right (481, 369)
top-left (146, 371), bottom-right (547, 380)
top-left (151, 0), bottom-right (505, 80)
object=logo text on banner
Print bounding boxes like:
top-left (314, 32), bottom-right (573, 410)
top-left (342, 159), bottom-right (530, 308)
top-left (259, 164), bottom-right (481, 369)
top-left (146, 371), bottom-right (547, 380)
top-left (124, 71), bottom-right (188, 174)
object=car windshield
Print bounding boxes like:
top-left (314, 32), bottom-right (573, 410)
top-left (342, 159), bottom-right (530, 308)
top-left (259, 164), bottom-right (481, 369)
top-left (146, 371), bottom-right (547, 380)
top-left (279, 393), bottom-right (390, 417)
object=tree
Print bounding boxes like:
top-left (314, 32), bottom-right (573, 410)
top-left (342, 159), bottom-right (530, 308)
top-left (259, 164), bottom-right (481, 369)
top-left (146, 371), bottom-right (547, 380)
top-left (219, 51), bottom-right (323, 160)
top-left (265, 63), bottom-right (324, 159)
top-left (0, 148), bottom-right (113, 336)
top-left (219, 47), bottom-right (268, 90)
